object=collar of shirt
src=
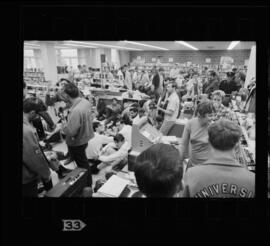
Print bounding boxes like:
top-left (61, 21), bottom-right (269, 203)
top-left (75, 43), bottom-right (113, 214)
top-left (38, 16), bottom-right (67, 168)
top-left (203, 150), bottom-right (241, 167)
top-left (69, 97), bottom-right (82, 112)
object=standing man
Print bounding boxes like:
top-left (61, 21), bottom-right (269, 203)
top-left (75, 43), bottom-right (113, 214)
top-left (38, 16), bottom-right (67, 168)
top-left (157, 81), bottom-right (180, 135)
top-left (219, 71), bottom-right (241, 95)
top-left (60, 83), bottom-right (94, 186)
top-left (23, 97), bottom-right (52, 197)
top-left (203, 70), bottom-right (220, 96)
top-left (152, 67), bottom-right (165, 102)
top-left (124, 65), bottom-right (133, 90)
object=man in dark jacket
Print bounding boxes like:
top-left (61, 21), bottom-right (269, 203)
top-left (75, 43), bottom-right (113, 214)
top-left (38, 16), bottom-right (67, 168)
top-left (219, 72), bottom-right (241, 95)
top-left (203, 70), bottom-right (220, 96)
top-left (23, 97), bottom-right (52, 197)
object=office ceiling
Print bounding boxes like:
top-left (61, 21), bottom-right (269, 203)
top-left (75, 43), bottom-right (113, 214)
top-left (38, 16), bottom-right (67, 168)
top-left (24, 41), bottom-right (256, 51)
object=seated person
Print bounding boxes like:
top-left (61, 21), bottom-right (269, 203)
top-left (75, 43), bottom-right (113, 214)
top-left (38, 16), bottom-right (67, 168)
top-left (98, 133), bottom-right (130, 172)
top-left (86, 121), bottom-right (114, 174)
top-left (211, 90), bottom-right (234, 121)
top-left (129, 107), bottom-right (140, 124)
top-left (134, 143), bottom-right (184, 197)
top-left (183, 119), bottom-right (255, 198)
top-left (138, 108), bottom-right (146, 118)
top-left (105, 98), bottom-right (122, 125)
top-left (142, 94), bottom-right (156, 114)
top-left (117, 118), bottom-right (132, 149)
top-left (147, 102), bottom-right (159, 128)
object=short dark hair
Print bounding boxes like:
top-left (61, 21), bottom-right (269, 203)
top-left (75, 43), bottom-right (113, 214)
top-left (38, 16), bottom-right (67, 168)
top-left (226, 72), bottom-right (235, 78)
top-left (62, 83), bottom-right (79, 98)
top-left (120, 115), bottom-right (132, 125)
top-left (92, 122), bottom-right (101, 132)
top-left (238, 72), bottom-right (246, 81)
top-left (138, 108), bottom-right (145, 114)
top-left (208, 120), bottom-right (242, 151)
top-left (114, 133), bottom-right (125, 143)
top-left (208, 70), bottom-right (216, 77)
top-left (130, 107), bottom-right (138, 113)
top-left (196, 100), bottom-right (216, 117)
top-left (23, 97), bottom-right (46, 114)
top-left (134, 143), bottom-right (183, 197)
top-left (222, 97), bottom-right (231, 107)
top-left (167, 81), bottom-right (177, 88)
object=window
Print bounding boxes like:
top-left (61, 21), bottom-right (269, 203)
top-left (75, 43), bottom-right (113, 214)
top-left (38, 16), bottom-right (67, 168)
top-left (24, 49), bottom-right (37, 69)
top-left (57, 49), bottom-right (79, 68)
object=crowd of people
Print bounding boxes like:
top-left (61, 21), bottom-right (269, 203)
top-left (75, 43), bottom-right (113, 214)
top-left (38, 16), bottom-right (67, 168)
top-left (23, 62), bottom-right (255, 198)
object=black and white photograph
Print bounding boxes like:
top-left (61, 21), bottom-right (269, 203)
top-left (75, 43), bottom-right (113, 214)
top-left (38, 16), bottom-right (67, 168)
top-left (23, 40), bottom-right (256, 198)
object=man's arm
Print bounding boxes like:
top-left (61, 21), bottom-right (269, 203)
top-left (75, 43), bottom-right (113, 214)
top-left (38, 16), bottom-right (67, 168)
top-left (99, 144), bottom-right (128, 163)
top-left (23, 128), bottom-right (51, 181)
top-left (61, 111), bottom-right (81, 137)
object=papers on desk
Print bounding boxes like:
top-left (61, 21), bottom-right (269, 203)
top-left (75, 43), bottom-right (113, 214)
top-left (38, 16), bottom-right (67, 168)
top-left (97, 175), bottom-right (130, 197)
top-left (161, 136), bottom-right (178, 144)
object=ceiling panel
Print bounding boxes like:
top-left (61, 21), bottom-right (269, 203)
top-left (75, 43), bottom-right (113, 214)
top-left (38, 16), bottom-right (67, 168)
top-left (24, 41), bottom-right (256, 50)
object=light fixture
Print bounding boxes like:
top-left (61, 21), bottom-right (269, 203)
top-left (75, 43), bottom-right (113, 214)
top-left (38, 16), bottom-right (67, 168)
top-left (54, 46), bottom-right (71, 49)
top-left (62, 43), bottom-right (97, 48)
top-left (24, 42), bottom-right (40, 47)
top-left (175, 41), bottom-right (199, 50)
top-left (67, 41), bottom-right (142, 51)
top-left (123, 41), bottom-right (169, 50)
top-left (227, 41), bottom-right (240, 50)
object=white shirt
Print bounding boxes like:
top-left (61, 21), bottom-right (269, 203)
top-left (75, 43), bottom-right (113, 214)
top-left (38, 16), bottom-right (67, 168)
top-left (99, 141), bottom-right (130, 163)
top-left (164, 91), bottom-right (180, 121)
top-left (119, 124), bottom-right (132, 149)
top-left (86, 133), bottom-right (114, 159)
top-left (132, 115), bottom-right (141, 125)
top-left (170, 68), bottom-right (179, 79)
top-left (125, 70), bottom-right (132, 90)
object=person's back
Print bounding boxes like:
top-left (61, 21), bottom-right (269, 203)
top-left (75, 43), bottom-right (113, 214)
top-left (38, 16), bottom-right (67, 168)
top-left (183, 164), bottom-right (255, 198)
top-left (183, 119), bottom-right (255, 198)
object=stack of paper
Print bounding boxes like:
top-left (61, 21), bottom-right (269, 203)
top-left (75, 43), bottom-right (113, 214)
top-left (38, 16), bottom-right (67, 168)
top-left (97, 175), bottom-right (130, 197)
top-left (161, 136), bottom-right (178, 144)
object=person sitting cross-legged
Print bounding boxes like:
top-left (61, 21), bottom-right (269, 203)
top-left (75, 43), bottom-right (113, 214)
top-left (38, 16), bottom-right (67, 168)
top-left (97, 133), bottom-right (130, 173)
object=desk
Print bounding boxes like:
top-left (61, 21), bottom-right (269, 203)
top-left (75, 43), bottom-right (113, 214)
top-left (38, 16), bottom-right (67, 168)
top-left (93, 164), bottom-right (140, 198)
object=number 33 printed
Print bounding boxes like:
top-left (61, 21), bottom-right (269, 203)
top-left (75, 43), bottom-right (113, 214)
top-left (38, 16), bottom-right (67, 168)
top-left (63, 220), bottom-right (86, 231)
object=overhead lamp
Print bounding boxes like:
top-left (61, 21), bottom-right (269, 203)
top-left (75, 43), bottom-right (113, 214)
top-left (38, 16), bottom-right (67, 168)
top-left (54, 46), bottom-right (71, 49)
top-left (175, 41), bottom-right (199, 50)
top-left (123, 41), bottom-right (169, 50)
top-left (24, 42), bottom-right (40, 47)
top-left (227, 41), bottom-right (240, 50)
top-left (67, 41), bottom-right (142, 51)
top-left (62, 43), bottom-right (97, 48)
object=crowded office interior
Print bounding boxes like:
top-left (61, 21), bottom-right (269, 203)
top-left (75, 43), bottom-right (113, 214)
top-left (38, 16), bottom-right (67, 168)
top-left (23, 41), bottom-right (256, 198)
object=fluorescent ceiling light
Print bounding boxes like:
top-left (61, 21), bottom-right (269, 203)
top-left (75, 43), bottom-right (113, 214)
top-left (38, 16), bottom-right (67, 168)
top-left (67, 41), bottom-right (142, 51)
top-left (55, 46), bottom-right (71, 49)
top-left (24, 43), bottom-right (40, 47)
top-left (62, 43), bottom-right (97, 48)
top-left (175, 41), bottom-right (199, 50)
top-left (227, 41), bottom-right (240, 50)
top-left (123, 41), bottom-right (169, 50)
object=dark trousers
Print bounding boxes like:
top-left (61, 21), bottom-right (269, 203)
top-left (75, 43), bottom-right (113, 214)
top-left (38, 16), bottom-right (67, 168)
top-left (22, 179), bottom-right (38, 197)
top-left (68, 143), bottom-right (92, 186)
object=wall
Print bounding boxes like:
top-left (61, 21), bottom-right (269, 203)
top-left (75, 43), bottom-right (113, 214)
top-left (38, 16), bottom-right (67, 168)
top-left (111, 49), bottom-right (121, 69)
top-left (129, 50), bottom-right (251, 65)
top-left (119, 51), bottom-right (130, 66)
